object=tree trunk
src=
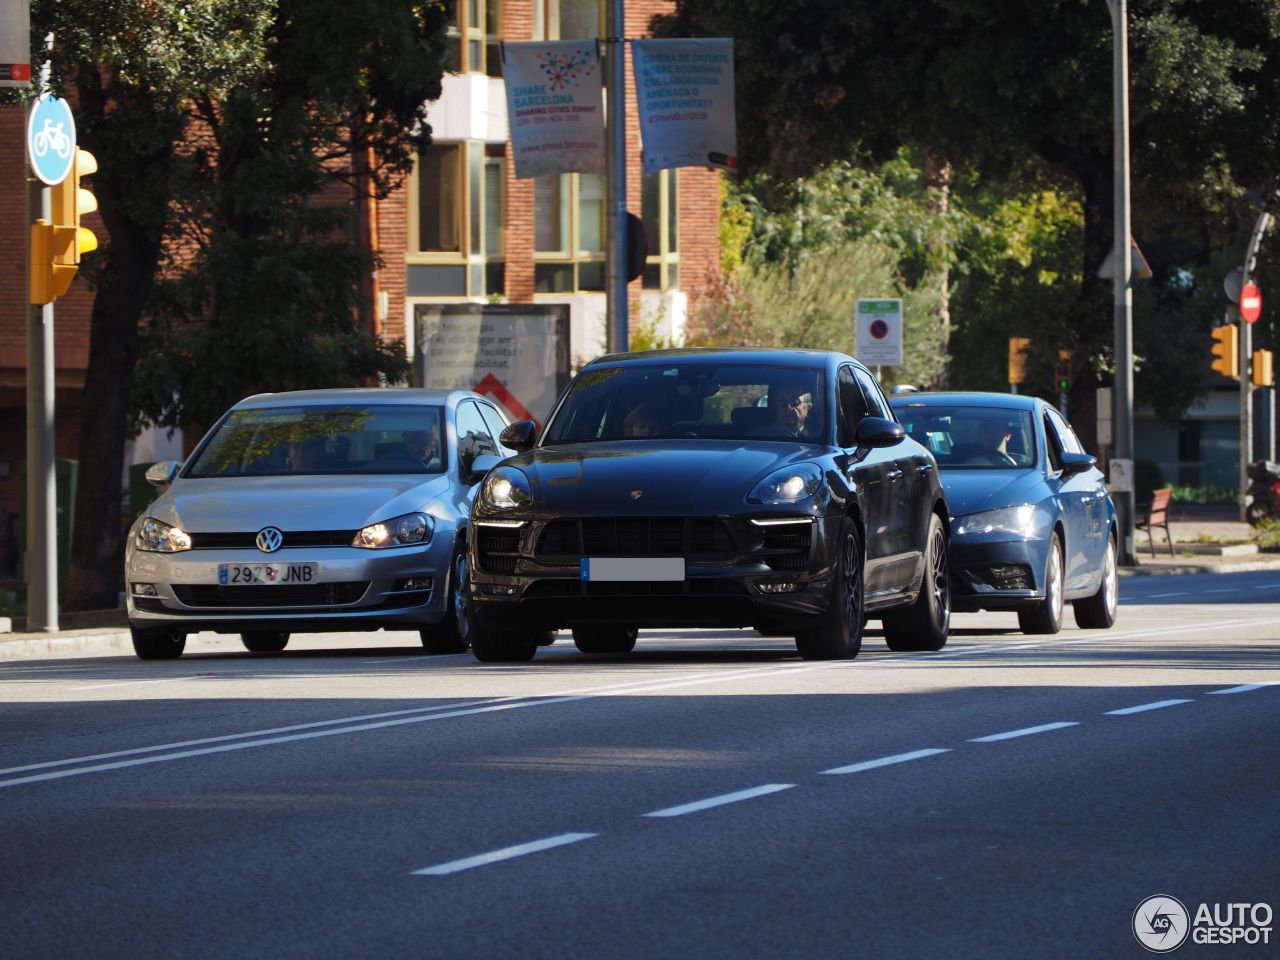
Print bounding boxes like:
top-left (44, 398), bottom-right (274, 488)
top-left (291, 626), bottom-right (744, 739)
top-left (925, 155), bottom-right (951, 390)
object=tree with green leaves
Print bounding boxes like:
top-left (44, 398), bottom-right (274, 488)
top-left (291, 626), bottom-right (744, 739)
top-left (7, 0), bottom-right (450, 612)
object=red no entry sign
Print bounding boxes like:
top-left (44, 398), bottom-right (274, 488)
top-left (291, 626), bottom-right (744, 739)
top-left (1241, 282), bottom-right (1262, 323)
top-left (869, 319), bottom-right (889, 339)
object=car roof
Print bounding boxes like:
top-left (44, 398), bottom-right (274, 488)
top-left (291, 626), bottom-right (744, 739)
top-left (888, 391), bottom-right (1042, 412)
top-left (584, 346), bottom-right (852, 369)
top-left (232, 387), bottom-right (472, 409)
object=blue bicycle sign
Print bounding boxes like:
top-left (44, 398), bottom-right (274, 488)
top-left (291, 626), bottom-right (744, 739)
top-left (27, 95), bottom-right (76, 185)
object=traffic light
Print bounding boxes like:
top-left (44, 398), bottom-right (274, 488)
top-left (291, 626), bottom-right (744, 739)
top-left (1253, 349), bottom-right (1273, 387)
top-left (1211, 324), bottom-right (1239, 378)
top-left (29, 219), bottom-right (54, 304)
top-left (48, 147), bottom-right (97, 297)
top-left (1055, 349), bottom-right (1072, 392)
top-left (1008, 337), bottom-right (1030, 385)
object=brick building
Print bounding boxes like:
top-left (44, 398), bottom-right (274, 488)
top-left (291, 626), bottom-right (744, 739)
top-left (0, 0), bottom-right (722, 581)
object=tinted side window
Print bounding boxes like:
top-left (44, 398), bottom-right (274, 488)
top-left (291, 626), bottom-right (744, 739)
top-left (1043, 413), bottom-right (1064, 472)
top-left (476, 402), bottom-right (512, 452)
top-left (456, 401), bottom-right (499, 474)
top-left (838, 366), bottom-right (869, 446)
top-left (853, 367), bottom-right (892, 420)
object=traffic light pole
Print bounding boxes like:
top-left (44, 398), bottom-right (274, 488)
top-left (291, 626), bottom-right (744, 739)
top-left (603, 0), bottom-right (628, 355)
top-left (1238, 209), bottom-right (1269, 521)
top-left (25, 170), bottom-right (57, 632)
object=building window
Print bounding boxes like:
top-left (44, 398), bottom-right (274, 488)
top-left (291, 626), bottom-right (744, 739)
top-left (532, 172), bottom-right (605, 294)
top-left (641, 168), bottom-right (679, 291)
top-left (446, 0), bottom-right (497, 74)
top-left (411, 141), bottom-right (505, 298)
top-left (533, 0), bottom-right (602, 41)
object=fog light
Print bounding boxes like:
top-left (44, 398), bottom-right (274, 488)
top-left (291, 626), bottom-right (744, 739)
top-left (758, 581), bottom-right (800, 594)
top-left (131, 583), bottom-right (158, 597)
top-left (482, 584), bottom-right (516, 596)
top-left (393, 577), bottom-right (433, 592)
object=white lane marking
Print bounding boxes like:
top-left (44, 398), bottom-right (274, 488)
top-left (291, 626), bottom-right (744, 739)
top-left (821, 748), bottom-right (951, 776)
top-left (69, 676), bottom-right (200, 691)
top-left (1207, 682), bottom-right (1276, 695)
top-left (1251, 585), bottom-right (1275, 590)
top-left (1206, 589), bottom-right (1239, 594)
top-left (643, 783), bottom-right (795, 818)
top-left (10, 617), bottom-right (1274, 790)
top-left (412, 833), bottom-right (597, 876)
top-left (968, 721), bottom-right (1079, 743)
top-left (1105, 699), bottom-right (1193, 715)
top-left (1147, 593), bottom-right (1186, 598)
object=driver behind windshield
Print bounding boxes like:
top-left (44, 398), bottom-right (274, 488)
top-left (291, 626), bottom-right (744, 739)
top-left (404, 427), bottom-right (442, 469)
top-left (753, 375), bottom-right (820, 439)
top-left (972, 417), bottom-right (1016, 466)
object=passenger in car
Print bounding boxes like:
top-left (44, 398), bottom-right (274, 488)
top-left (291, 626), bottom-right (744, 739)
top-left (753, 376), bottom-right (819, 439)
top-left (287, 437), bottom-right (327, 472)
top-left (622, 403), bottom-right (661, 438)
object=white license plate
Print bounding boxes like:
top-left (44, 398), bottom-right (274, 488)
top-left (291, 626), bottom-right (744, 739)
top-left (218, 562), bottom-right (319, 585)
top-left (580, 557), bottom-right (685, 582)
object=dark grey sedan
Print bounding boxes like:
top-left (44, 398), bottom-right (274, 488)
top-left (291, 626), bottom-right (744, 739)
top-left (125, 388), bottom-right (514, 659)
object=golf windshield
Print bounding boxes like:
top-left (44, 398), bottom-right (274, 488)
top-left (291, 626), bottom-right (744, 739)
top-left (185, 405), bottom-right (447, 477)
top-left (542, 364), bottom-right (829, 445)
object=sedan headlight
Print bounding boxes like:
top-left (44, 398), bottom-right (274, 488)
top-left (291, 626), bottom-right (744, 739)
top-left (748, 463), bottom-right (823, 504)
top-left (135, 517), bottom-right (193, 553)
top-left (954, 504), bottom-right (1045, 538)
top-left (481, 467), bottom-right (532, 509)
top-left (353, 512), bottom-right (434, 549)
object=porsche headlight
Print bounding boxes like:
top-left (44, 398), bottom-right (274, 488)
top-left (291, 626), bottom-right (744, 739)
top-left (748, 463), bottom-right (823, 504)
top-left (481, 468), bottom-right (532, 509)
top-left (954, 504), bottom-right (1045, 538)
top-left (135, 517), bottom-right (193, 553)
top-left (353, 512), bottom-right (434, 549)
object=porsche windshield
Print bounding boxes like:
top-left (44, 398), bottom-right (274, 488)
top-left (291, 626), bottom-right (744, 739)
top-left (895, 405), bottom-right (1037, 470)
top-left (185, 404), bottom-right (447, 477)
top-left (543, 364), bottom-right (829, 444)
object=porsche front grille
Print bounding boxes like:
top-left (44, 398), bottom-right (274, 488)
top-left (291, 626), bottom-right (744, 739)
top-left (536, 518), bottom-right (736, 562)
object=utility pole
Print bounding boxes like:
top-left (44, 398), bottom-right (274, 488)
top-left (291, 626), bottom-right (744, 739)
top-left (1238, 210), bottom-right (1270, 520)
top-left (1106, 0), bottom-right (1136, 566)
top-left (604, 0), bottom-right (628, 354)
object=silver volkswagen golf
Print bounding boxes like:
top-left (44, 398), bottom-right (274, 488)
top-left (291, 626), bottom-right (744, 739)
top-left (125, 388), bottom-right (513, 659)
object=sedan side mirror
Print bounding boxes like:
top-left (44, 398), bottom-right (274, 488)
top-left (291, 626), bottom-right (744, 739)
top-left (499, 420), bottom-right (538, 454)
top-left (466, 454), bottom-right (502, 486)
top-left (1060, 451), bottom-right (1097, 475)
top-left (855, 417), bottom-right (906, 448)
top-left (145, 461), bottom-right (180, 488)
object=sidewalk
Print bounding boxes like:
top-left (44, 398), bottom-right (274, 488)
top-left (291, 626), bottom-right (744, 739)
top-left (1125, 516), bottom-right (1280, 576)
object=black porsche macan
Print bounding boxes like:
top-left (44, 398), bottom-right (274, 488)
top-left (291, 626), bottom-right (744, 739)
top-left (462, 347), bottom-right (951, 662)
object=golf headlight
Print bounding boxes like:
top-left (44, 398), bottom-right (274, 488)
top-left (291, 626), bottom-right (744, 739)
top-left (748, 463), bottom-right (823, 504)
top-left (135, 518), bottom-right (193, 553)
top-left (954, 504), bottom-right (1044, 538)
top-left (353, 512), bottom-right (434, 548)
top-left (481, 468), bottom-right (532, 509)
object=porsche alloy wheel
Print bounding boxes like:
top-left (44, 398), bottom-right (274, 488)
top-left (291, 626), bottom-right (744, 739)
top-left (883, 514), bottom-right (950, 652)
top-left (795, 519), bottom-right (864, 660)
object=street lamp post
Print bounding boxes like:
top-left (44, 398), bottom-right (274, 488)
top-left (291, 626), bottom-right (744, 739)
top-left (604, 0), bottom-right (628, 355)
top-left (1106, 0), bottom-right (1136, 566)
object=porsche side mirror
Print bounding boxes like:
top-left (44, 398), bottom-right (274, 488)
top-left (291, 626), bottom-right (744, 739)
top-left (466, 454), bottom-right (502, 486)
top-left (1060, 451), bottom-right (1097, 475)
top-left (855, 417), bottom-right (906, 448)
top-left (145, 461), bottom-right (180, 488)
top-left (499, 420), bottom-right (538, 454)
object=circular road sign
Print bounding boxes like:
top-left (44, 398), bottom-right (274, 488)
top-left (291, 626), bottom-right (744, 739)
top-left (1241, 282), bottom-right (1262, 323)
top-left (27, 95), bottom-right (76, 185)
top-left (869, 318), bottom-right (890, 339)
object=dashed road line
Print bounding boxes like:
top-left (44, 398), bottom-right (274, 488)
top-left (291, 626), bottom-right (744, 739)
top-left (968, 721), bottom-right (1079, 743)
top-left (821, 748), bottom-right (951, 776)
top-left (412, 833), bottom-right (597, 876)
top-left (1105, 699), bottom-right (1193, 715)
top-left (1147, 593), bottom-right (1186, 598)
top-left (1208, 682), bottom-right (1275, 695)
top-left (643, 783), bottom-right (795, 818)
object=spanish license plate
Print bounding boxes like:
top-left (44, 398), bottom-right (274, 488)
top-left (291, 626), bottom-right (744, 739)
top-left (580, 557), bottom-right (685, 582)
top-left (218, 562), bottom-right (319, 585)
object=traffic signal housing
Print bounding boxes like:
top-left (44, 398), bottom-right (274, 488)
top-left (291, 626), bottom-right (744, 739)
top-left (1253, 349), bottom-right (1273, 387)
top-left (1055, 349), bottom-right (1072, 392)
top-left (1008, 337), bottom-right (1030, 385)
top-left (1211, 324), bottom-right (1239, 378)
top-left (33, 146), bottom-right (98, 302)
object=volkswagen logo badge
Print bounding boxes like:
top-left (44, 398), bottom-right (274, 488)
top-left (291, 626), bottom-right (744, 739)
top-left (630, 490), bottom-right (643, 500)
top-left (256, 527), bottom-right (284, 553)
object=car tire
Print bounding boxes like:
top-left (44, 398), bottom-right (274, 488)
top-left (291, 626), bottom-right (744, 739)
top-left (241, 631), bottom-right (290, 652)
top-left (469, 624), bottom-right (539, 662)
top-left (882, 514), bottom-right (950, 653)
top-left (538, 631), bottom-right (558, 646)
top-left (420, 549), bottom-right (472, 655)
top-left (794, 518), bottom-right (865, 660)
top-left (1074, 534), bottom-right (1118, 629)
top-left (1019, 532), bottom-right (1064, 635)
top-left (131, 625), bottom-right (186, 660)
top-left (572, 626), bottom-right (638, 654)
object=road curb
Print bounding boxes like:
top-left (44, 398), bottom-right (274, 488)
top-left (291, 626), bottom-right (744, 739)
top-left (1120, 558), bottom-right (1280, 577)
top-left (0, 629), bottom-right (133, 661)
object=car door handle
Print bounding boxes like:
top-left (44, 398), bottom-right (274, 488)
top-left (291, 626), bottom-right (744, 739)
top-left (916, 463), bottom-right (934, 476)
top-left (886, 469), bottom-right (904, 481)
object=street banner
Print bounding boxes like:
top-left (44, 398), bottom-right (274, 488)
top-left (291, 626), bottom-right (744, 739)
top-left (414, 304), bottom-right (571, 428)
top-left (632, 38), bottom-right (736, 174)
top-left (854, 298), bottom-right (903, 366)
top-left (502, 40), bottom-right (605, 179)
top-left (0, 0), bottom-right (30, 87)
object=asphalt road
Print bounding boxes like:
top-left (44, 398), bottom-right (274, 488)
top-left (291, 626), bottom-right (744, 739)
top-left (2, 569), bottom-right (1277, 959)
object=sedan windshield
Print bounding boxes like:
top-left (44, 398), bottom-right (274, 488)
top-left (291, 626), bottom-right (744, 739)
top-left (186, 404), bottom-right (446, 477)
top-left (894, 405), bottom-right (1037, 470)
top-left (542, 363), bottom-right (829, 445)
